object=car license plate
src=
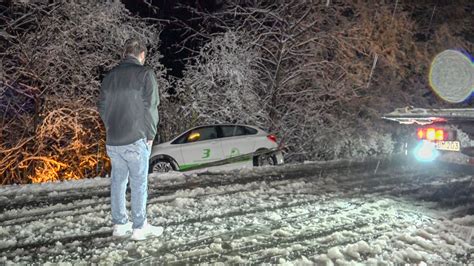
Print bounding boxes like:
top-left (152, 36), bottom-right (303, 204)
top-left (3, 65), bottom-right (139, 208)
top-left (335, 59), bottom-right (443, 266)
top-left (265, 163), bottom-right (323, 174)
top-left (435, 141), bottom-right (460, 151)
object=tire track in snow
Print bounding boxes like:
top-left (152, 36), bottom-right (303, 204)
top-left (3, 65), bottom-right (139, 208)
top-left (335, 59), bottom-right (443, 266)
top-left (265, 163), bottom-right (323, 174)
top-left (0, 167), bottom-right (462, 256)
top-left (0, 178), bottom-right (369, 258)
top-left (0, 192), bottom-right (344, 254)
top-left (0, 165), bottom-right (435, 225)
top-left (125, 199), bottom-right (425, 264)
top-left (0, 177), bottom-right (304, 226)
top-left (0, 157), bottom-right (413, 211)
top-left (1, 158), bottom-right (470, 263)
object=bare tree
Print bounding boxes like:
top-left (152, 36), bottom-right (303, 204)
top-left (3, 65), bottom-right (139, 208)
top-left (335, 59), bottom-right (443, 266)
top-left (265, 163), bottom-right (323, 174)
top-left (175, 0), bottom-right (365, 159)
top-left (173, 0), bottom-right (471, 161)
top-left (0, 1), bottom-right (168, 184)
top-left (180, 31), bottom-right (267, 127)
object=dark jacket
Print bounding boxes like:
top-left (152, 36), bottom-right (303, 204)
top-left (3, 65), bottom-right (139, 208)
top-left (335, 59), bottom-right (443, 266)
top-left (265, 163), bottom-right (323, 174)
top-left (98, 56), bottom-right (159, 146)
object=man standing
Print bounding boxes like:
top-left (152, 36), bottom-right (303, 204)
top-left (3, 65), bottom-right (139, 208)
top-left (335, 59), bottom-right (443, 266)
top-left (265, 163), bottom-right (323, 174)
top-left (98, 39), bottom-right (163, 241)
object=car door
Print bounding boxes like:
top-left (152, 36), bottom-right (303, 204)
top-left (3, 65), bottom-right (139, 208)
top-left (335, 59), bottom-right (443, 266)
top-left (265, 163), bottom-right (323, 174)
top-left (180, 126), bottom-right (225, 167)
top-left (219, 125), bottom-right (256, 160)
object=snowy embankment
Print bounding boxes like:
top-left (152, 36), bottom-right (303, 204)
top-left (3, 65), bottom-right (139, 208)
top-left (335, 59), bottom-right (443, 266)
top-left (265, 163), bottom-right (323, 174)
top-left (0, 157), bottom-right (473, 264)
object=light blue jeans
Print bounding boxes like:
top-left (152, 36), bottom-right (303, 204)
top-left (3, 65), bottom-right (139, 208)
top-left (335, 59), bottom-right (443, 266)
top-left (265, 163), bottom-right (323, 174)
top-left (106, 138), bottom-right (151, 229)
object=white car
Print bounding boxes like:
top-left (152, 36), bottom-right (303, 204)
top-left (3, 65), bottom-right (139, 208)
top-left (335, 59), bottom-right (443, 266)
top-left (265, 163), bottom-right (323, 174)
top-left (149, 124), bottom-right (284, 173)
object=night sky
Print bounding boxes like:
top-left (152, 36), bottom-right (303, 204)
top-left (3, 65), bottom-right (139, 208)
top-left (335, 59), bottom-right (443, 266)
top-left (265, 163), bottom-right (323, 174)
top-left (121, 0), bottom-right (223, 77)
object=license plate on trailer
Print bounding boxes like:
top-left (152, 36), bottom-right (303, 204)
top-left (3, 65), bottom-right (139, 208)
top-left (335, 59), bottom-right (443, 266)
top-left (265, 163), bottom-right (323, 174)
top-left (435, 141), bottom-right (460, 151)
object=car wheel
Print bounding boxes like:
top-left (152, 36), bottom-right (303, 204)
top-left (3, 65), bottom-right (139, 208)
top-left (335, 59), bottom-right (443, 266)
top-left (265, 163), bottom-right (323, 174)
top-left (254, 150), bottom-right (276, 167)
top-left (149, 158), bottom-right (174, 173)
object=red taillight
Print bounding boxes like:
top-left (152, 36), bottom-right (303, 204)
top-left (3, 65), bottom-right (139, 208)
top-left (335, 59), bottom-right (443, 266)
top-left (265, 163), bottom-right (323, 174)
top-left (267, 134), bottom-right (277, 143)
top-left (417, 128), bottom-right (445, 141)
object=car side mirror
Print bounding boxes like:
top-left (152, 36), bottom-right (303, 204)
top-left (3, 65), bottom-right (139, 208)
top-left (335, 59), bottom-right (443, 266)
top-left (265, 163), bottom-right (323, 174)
top-left (187, 132), bottom-right (201, 142)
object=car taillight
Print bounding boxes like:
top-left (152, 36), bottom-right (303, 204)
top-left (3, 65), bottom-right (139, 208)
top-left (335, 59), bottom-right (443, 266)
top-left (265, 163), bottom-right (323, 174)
top-left (417, 127), bottom-right (454, 141)
top-left (267, 134), bottom-right (277, 143)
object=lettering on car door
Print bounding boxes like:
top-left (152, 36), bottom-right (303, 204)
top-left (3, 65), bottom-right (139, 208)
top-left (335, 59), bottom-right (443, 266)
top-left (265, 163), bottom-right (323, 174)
top-left (181, 126), bottom-right (224, 164)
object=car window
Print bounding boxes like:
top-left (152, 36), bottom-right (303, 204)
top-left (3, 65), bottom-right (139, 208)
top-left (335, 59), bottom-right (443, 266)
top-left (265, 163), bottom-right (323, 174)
top-left (187, 126), bottom-right (218, 142)
top-left (244, 126), bottom-right (258, 135)
top-left (172, 126), bottom-right (257, 144)
top-left (221, 126), bottom-right (247, 137)
top-left (220, 126), bottom-right (236, 138)
top-left (171, 132), bottom-right (189, 144)
top-left (234, 126), bottom-right (247, 136)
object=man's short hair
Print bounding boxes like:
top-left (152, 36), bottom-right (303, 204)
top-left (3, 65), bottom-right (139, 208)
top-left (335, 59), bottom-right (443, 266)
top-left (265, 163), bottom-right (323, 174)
top-left (123, 38), bottom-right (146, 58)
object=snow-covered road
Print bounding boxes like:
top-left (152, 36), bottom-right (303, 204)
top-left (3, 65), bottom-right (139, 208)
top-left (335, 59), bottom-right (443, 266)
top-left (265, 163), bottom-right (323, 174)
top-left (0, 157), bottom-right (473, 264)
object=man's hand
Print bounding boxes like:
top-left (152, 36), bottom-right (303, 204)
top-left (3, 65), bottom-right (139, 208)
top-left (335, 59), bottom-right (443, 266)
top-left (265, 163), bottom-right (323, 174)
top-left (147, 140), bottom-right (153, 146)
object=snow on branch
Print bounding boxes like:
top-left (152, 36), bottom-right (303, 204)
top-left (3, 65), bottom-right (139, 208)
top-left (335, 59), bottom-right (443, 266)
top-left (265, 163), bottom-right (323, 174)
top-left (173, 0), bottom-right (471, 161)
top-left (0, 1), bottom-right (167, 184)
top-left (180, 31), bottom-right (267, 127)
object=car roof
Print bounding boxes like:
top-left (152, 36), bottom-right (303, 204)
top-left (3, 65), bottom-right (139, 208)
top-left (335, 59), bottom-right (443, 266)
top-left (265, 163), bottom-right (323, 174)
top-left (188, 124), bottom-right (260, 130)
